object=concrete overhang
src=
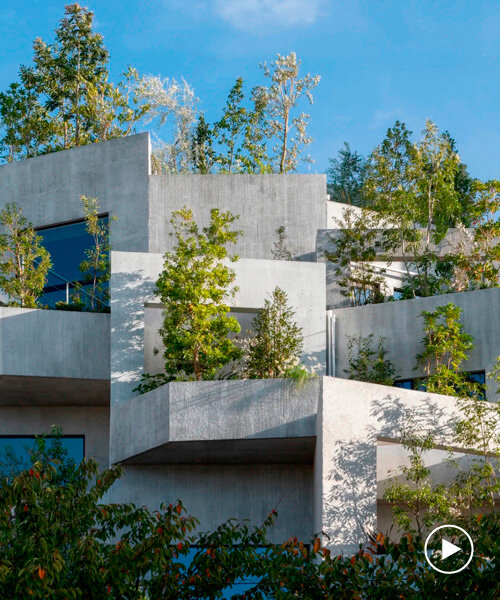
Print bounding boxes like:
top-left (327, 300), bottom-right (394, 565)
top-left (0, 375), bottom-right (109, 406)
top-left (110, 378), bottom-right (321, 465)
top-left (0, 307), bottom-right (110, 382)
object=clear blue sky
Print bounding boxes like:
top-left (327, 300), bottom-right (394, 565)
top-left (1, 0), bottom-right (499, 179)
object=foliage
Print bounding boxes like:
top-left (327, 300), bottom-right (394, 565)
top-left (383, 422), bottom-right (454, 536)
top-left (324, 206), bottom-right (388, 306)
top-left (365, 120), bottom-right (461, 298)
top-left (0, 4), bottom-right (136, 161)
top-left (254, 52), bottom-right (320, 173)
top-left (415, 303), bottom-right (475, 395)
top-left (210, 77), bottom-right (271, 174)
top-left (271, 225), bottom-right (292, 260)
top-left (327, 141), bottom-right (368, 207)
top-left (0, 426), bottom-right (78, 484)
top-left (450, 180), bottom-right (500, 291)
top-left (244, 286), bottom-right (304, 379)
top-left (345, 333), bottom-right (397, 385)
top-left (0, 203), bottom-right (51, 307)
top-left (136, 208), bottom-right (242, 393)
top-left (133, 73), bottom-right (198, 173)
top-left (385, 304), bottom-right (500, 536)
top-left (1, 446), bottom-right (499, 598)
top-left (75, 196), bottom-right (111, 312)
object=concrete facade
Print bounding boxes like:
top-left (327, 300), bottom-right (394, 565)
top-left (1, 134), bottom-right (499, 556)
top-left (331, 287), bottom-right (500, 400)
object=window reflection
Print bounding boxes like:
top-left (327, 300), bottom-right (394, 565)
top-left (37, 217), bottom-right (108, 308)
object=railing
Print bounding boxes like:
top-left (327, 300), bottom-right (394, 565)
top-left (43, 268), bottom-right (108, 309)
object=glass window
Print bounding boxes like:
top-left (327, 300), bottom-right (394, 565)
top-left (0, 435), bottom-right (84, 477)
top-left (37, 217), bottom-right (108, 308)
top-left (394, 379), bottom-right (413, 390)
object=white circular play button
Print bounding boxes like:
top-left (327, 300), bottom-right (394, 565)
top-left (424, 525), bottom-right (474, 574)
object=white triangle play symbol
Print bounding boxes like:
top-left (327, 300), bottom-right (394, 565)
top-left (442, 539), bottom-right (461, 560)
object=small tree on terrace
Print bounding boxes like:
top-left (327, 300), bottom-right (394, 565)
top-left (137, 207), bottom-right (242, 392)
top-left (0, 203), bottom-right (51, 307)
top-left (255, 52), bottom-right (320, 173)
top-left (75, 196), bottom-right (111, 312)
top-left (244, 286), bottom-right (303, 378)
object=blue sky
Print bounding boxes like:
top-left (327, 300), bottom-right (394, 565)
top-left (1, 0), bottom-right (499, 179)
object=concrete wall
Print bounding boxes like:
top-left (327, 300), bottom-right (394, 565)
top-left (0, 307), bottom-right (110, 381)
top-left (314, 377), bottom-right (461, 554)
top-left (111, 251), bottom-right (326, 408)
top-left (111, 378), bottom-right (320, 464)
top-left (331, 288), bottom-right (500, 400)
top-left (0, 133), bottom-right (151, 252)
top-left (0, 405), bottom-right (109, 470)
top-left (148, 174), bottom-right (327, 260)
top-left (109, 464), bottom-right (313, 544)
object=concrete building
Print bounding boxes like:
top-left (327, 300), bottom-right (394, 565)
top-left (0, 133), bottom-right (498, 554)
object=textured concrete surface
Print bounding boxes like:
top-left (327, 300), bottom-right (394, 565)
top-left (0, 405), bottom-right (109, 470)
top-left (0, 133), bottom-right (151, 252)
top-left (314, 377), bottom-right (461, 554)
top-left (331, 287), bottom-right (500, 400)
top-left (0, 307), bottom-right (110, 381)
top-left (148, 174), bottom-right (327, 259)
top-left (110, 378), bottom-right (320, 464)
top-left (109, 463), bottom-right (313, 544)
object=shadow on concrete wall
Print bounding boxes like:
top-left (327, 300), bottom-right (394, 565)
top-left (322, 391), bottom-right (454, 550)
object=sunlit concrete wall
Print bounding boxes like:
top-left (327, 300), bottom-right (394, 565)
top-left (331, 288), bottom-right (500, 400)
top-left (148, 174), bottom-right (327, 260)
top-left (0, 133), bottom-right (151, 252)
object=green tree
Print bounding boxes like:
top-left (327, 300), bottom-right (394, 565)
top-left (244, 286), bottom-right (304, 379)
top-left (365, 120), bottom-right (461, 298)
top-left (211, 77), bottom-right (271, 174)
top-left (0, 68), bottom-right (52, 162)
top-left (73, 196), bottom-right (111, 312)
top-left (416, 303), bottom-right (475, 396)
top-left (0, 203), bottom-right (51, 308)
top-left (191, 113), bottom-right (215, 174)
top-left (345, 333), bottom-right (397, 385)
top-left (385, 304), bottom-right (500, 535)
top-left (451, 180), bottom-right (500, 291)
top-left (324, 207), bottom-right (388, 306)
top-left (327, 142), bottom-right (367, 207)
top-left (0, 4), bottom-right (136, 161)
top-left (255, 52), bottom-right (320, 173)
top-left (383, 422), bottom-right (453, 537)
top-left (137, 208), bottom-right (242, 392)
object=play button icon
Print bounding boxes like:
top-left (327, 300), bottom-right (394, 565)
top-left (424, 525), bottom-right (474, 574)
top-left (441, 539), bottom-right (461, 560)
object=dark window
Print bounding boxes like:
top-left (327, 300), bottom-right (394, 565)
top-left (37, 217), bottom-right (108, 308)
top-left (0, 435), bottom-right (84, 476)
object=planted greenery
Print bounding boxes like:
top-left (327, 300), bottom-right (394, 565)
top-left (0, 437), bottom-right (498, 598)
top-left (345, 333), bottom-right (397, 385)
top-left (136, 207), bottom-right (242, 393)
top-left (0, 203), bottom-right (51, 307)
top-left (0, 4), bottom-right (137, 161)
top-left (384, 304), bottom-right (500, 537)
top-left (244, 286), bottom-right (305, 379)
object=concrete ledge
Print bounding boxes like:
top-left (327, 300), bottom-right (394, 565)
top-left (0, 307), bottom-right (110, 381)
top-left (110, 378), bottom-right (321, 464)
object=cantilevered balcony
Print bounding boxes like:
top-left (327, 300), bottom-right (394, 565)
top-left (0, 307), bottom-right (110, 406)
